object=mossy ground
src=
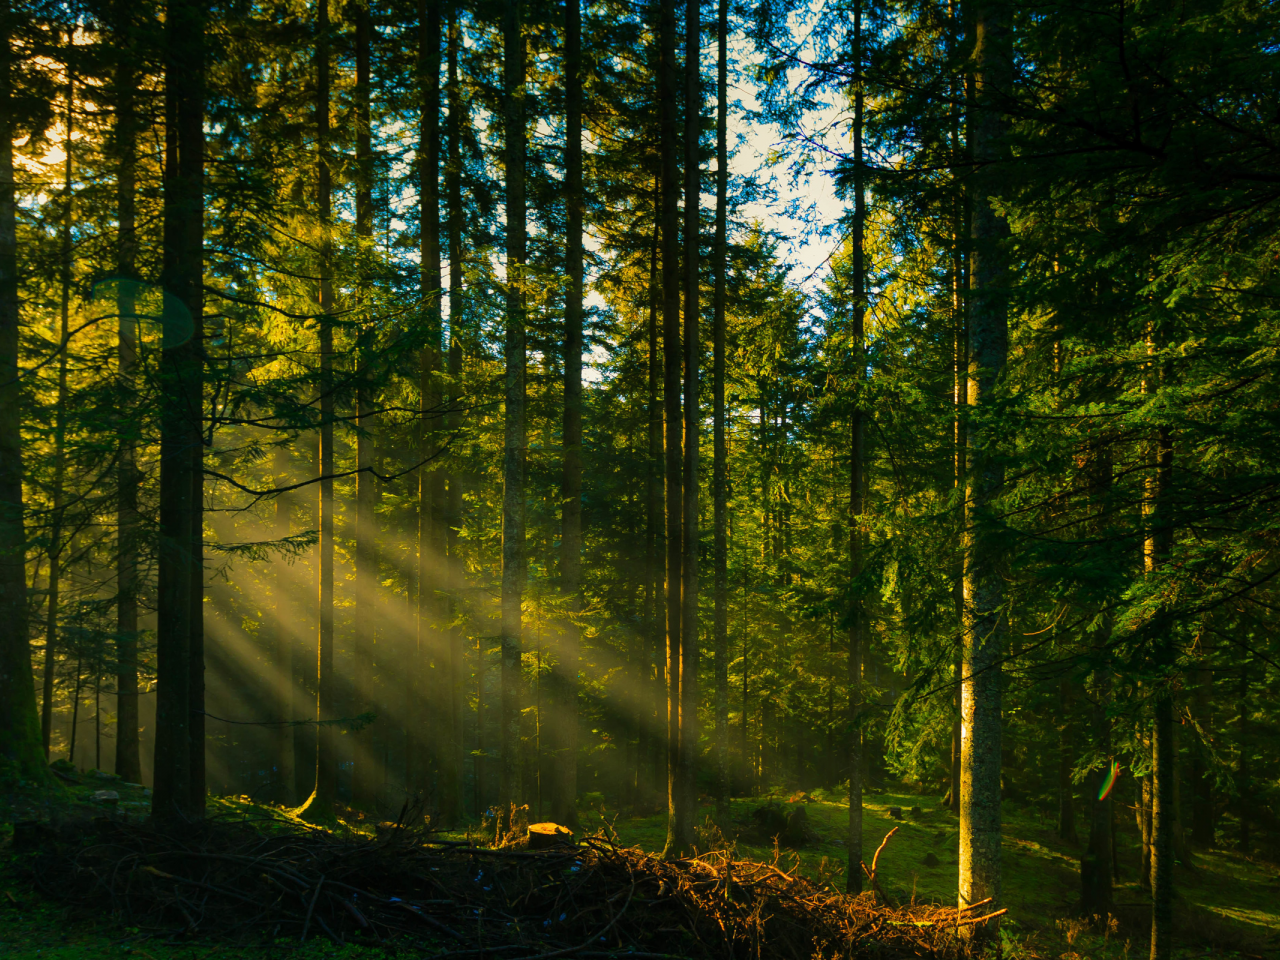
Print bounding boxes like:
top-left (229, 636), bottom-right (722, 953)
top-left (592, 788), bottom-right (1280, 959)
top-left (3, 778), bottom-right (1278, 959)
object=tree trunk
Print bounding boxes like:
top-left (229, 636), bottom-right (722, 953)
top-left (0, 0), bottom-right (48, 787)
top-left (422, 0), bottom-right (447, 805)
top-left (190, 419), bottom-right (205, 812)
top-left (958, 0), bottom-right (1010, 928)
top-left (1080, 669), bottom-right (1113, 917)
top-left (845, 0), bottom-right (866, 897)
top-left (499, 0), bottom-right (527, 829)
top-left (676, 0), bottom-right (701, 856)
top-left (441, 0), bottom-right (465, 827)
top-left (1057, 677), bottom-right (1079, 844)
top-left (553, 0), bottom-right (583, 832)
top-left (44, 62), bottom-right (74, 761)
top-left (711, 0), bottom-right (729, 825)
top-left (947, 0), bottom-right (967, 819)
top-left (1235, 666), bottom-right (1249, 852)
top-left (69, 657), bottom-right (83, 765)
top-left (272, 443), bottom-right (296, 803)
top-left (1151, 695), bottom-right (1174, 960)
top-left (300, 0), bottom-right (336, 821)
top-left (113, 12), bottom-right (142, 782)
top-left (152, 0), bottom-right (204, 821)
top-left (1145, 353), bottom-right (1175, 957)
top-left (644, 178), bottom-right (663, 811)
top-left (657, 0), bottom-right (685, 860)
top-left (1139, 769), bottom-right (1153, 888)
top-left (948, 655), bottom-right (961, 813)
top-left (1189, 630), bottom-right (1213, 847)
top-left (349, 0), bottom-right (378, 814)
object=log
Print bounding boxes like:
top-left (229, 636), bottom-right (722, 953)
top-left (527, 822), bottom-right (574, 849)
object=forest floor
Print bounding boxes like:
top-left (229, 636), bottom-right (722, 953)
top-left (592, 787), bottom-right (1280, 960)
top-left (2, 774), bottom-right (1278, 959)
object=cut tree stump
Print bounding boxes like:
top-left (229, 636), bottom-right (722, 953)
top-left (527, 822), bottom-right (573, 849)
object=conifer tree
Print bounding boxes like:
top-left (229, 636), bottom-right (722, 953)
top-left (500, 0), bottom-right (528, 828)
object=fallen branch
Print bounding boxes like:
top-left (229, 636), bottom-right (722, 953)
top-left (300, 876), bottom-right (324, 943)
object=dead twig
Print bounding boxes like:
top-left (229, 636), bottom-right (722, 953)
top-left (300, 875), bottom-right (324, 942)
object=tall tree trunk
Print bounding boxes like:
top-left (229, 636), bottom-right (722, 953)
top-left (948, 13), bottom-right (967, 813)
top-left (499, 0), bottom-right (527, 830)
top-left (1139, 768), bottom-right (1152, 887)
top-left (1145, 353), bottom-right (1175, 958)
top-left (69, 657), bottom-right (83, 765)
top-left (553, 0), bottom-right (583, 831)
top-left (711, 0), bottom-right (729, 825)
top-left (113, 8), bottom-right (142, 783)
top-left (0, 0), bottom-right (47, 787)
top-left (350, 0), bottom-right (379, 814)
top-left (44, 62), bottom-right (74, 760)
top-left (676, 0), bottom-right (701, 856)
top-left (1151, 694), bottom-right (1174, 960)
top-left (1234, 666), bottom-right (1249, 852)
top-left (272, 444), bottom-right (296, 803)
top-left (1189, 629), bottom-right (1213, 847)
top-left (190, 415), bottom-right (205, 811)
top-left (845, 0), bottom-right (867, 897)
top-left (958, 0), bottom-right (1010, 926)
top-left (644, 178), bottom-right (663, 810)
top-left (301, 0), bottom-right (336, 821)
top-left (418, 0), bottom-right (445, 804)
top-left (1057, 677), bottom-right (1079, 844)
top-left (1081, 668), bottom-right (1113, 916)
top-left (657, 0), bottom-right (685, 860)
top-left (94, 673), bottom-right (101, 770)
top-left (1080, 443), bottom-right (1113, 914)
top-left (414, 0), bottom-right (445, 803)
top-left (152, 0), bottom-right (204, 821)
top-left (441, 0), bottom-right (465, 827)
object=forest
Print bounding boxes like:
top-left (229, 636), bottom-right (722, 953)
top-left (1, 0), bottom-right (1278, 958)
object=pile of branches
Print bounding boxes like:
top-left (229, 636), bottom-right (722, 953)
top-left (23, 813), bottom-right (996, 958)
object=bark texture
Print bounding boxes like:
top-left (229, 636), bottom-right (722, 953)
top-left (711, 0), bottom-right (729, 822)
top-left (113, 11), bottom-right (142, 782)
top-left (441, 0), bottom-right (465, 827)
top-left (300, 0), bottom-right (336, 821)
top-left (1146, 421), bottom-right (1175, 960)
top-left (0, 4), bottom-right (47, 786)
top-left (845, 0), bottom-right (867, 896)
top-left (676, 0), bottom-right (701, 857)
top-left (958, 0), bottom-right (1010, 926)
top-left (500, 0), bottom-right (528, 827)
top-left (552, 0), bottom-right (584, 832)
top-left (657, 0), bottom-right (685, 860)
top-left (151, 0), bottom-right (204, 821)
top-left (350, 0), bottom-right (379, 814)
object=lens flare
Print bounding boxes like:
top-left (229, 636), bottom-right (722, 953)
top-left (1097, 759), bottom-right (1120, 801)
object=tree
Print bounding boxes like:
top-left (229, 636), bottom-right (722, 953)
top-left (500, 0), bottom-right (528, 829)
top-left (710, 0), bottom-right (728, 823)
top-left (112, 0), bottom-right (142, 785)
top-left (657, 0), bottom-right (686, 860)
top-left (844, 0), bottom-right (866, 897)
top-left (552, 0), bottom-right (584, 832)
top-left (0, 0), bottom-right (48, 789)
top-left (152, 0), bottom-right (205, 822)
top-left (299, 0), bottom-right (336, 821)
top-left (957, 0), bottom-right (1010, 926)
top-left (676, 0), bottom-right (702, 857)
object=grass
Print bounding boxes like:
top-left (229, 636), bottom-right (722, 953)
top-left (2, 776), bottom-right (1278, 959)
top-left (583, 788), bottom-right (1280, 959)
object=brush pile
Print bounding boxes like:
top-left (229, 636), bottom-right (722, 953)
top-left (22, 813), bottom-right (995, 958)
